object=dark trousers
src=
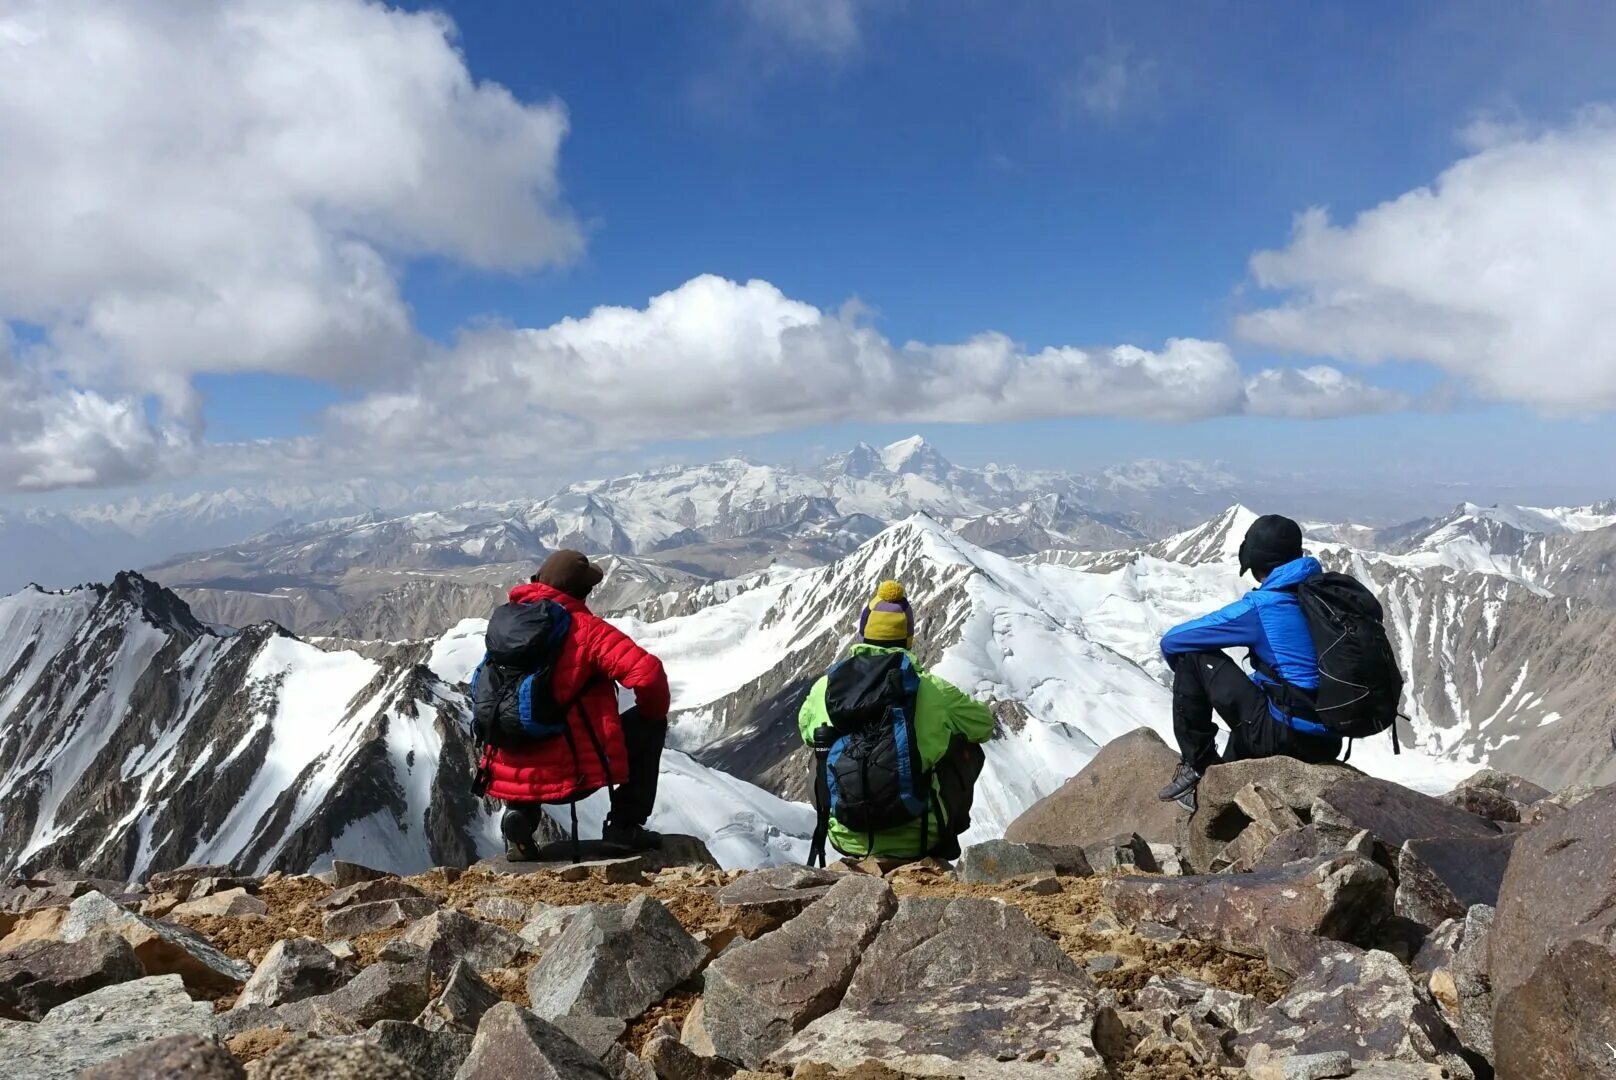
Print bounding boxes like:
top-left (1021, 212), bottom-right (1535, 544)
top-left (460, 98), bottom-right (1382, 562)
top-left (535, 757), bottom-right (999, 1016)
top-left (1170, 651), bottom-right (1342, 772)
top-left (505, 707), bottom-right (668, 832)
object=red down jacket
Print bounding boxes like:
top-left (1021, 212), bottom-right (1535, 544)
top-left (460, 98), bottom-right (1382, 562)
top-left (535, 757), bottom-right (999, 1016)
top-left (483, 581), bottom-right (670, 804)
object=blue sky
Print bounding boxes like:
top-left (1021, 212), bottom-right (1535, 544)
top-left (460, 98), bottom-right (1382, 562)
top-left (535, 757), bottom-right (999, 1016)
top-left (5, 0), bottom-right (1616, 507)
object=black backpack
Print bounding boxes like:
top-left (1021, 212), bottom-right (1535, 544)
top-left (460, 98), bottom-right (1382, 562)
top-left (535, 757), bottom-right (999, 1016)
top-left (469, 600), bottom-right (574, 749)
top-left (808, 651), bottom-right (932, 865)
top-left (1286, 573), bottom-right (1405, 743)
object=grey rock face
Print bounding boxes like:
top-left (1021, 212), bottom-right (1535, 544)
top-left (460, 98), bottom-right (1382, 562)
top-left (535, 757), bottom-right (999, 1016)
top-left (146, 864), bottom-right (237, 897)
top-left (1004, 727), bottom-right (1185, 849)
top-left (1393, 834), bottom-right (1516, 928)
top-left (1082, 832), bottom-right (1159, 873)
top-left (714, 865), bottom-right (840, 937)
top-left (417, 960), bottom-right (502, 1035)
top-left (955, 839), bottom-right (1093, 885)
top-left (776, 896), bottom-right (1105, 1078)
top-left (368, 1020), bottom-right (473, 1080)
top-left (1311, 775), bottom-right (1502, 856)
top-left (700, 874), bottom-right (896, 1067)
top-left (525, 896), bottom-right (704, 1024)
top-left (1254, 823), bottom-right (1372, 871)
top-left (0, 929), bottom-right (143, 1020)
top-left (1103, 852), bottom-right (1393, 957)
top-left (1423, 905), bottom-right (1495, 1064)
top-left (316, 878), bottom-right (428, 911)
top-left (60, 891), bottom-right (252, 993)
top-left (453, 1002), bottom-right (612, 1080)
top-left (399, 909), bottom-right (528, 977)
top-left (320, 897), bottom-right (439, 938)
top-left (1236, 947), bottom-right (1470, 1074)
top-left (1439, 769), bottom-right (1550, 823)
top-left (1178, 757), bottom-right (1359, 873)
top-left (641, 1035), bottom-right (738, 1080)
top-left (220, 958), bottom-right (436, 1039)
top-left (248, 1034), bottom-right (425, 1079)
top-left (235, 938), bottom-right (357, 1010)
top-left (518, 903), bottom-right (588, 952)
top-left (171, 888), bottom-right (269, 918)
top-left (0, 974), bottom-right (218, 1080)
top-left (77, 1034), bottom-right (244, 1080)
top-left (330, 861), bottom-right (392, 888)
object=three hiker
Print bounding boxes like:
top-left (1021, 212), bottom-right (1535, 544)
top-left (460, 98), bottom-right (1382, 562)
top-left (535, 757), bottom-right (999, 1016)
top-left (1156, 514), bottom-right (1402, 811)
top-left (474, 550), bottom-right (670, 859)
top-left (798, 580), bottom-right (993, 864)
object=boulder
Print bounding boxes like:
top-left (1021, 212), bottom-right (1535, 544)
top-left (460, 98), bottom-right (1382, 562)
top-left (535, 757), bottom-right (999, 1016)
top-left (700, 874), bottom-right (896, 1067)
top-left (320, 897), bottom-right (439, 939)
top-left (398, 909), bottom-right (528, 977)
top-left (329, 861), bottom-right (392, 888)
top-left (368, 1020), bottom-right (473, 1080)
top-left (1254, 823), bottom-right (1373, 871)
top-left (1246, 1052), bottom-right (1353, 1080)
top-left (295, 957), bottom-right (432, 1030)
top-left (1263, 927), bottom-right (1364, 981)
top-left (248, 1034), bottom-right (424, 1078)
top-left (642, 1035), bottom-right (738, 1080)
top-left (0, 929), bottom-right (144, 1020)
top-left (517, 904), bottom-right (587, 952)
top-left (60, 891), bottom-right (252, 993)
top-left (550, 1014), bottom-right (626, 1058)
top-left (1493, 938), bottom-right (1616, 1080)
top-left (775, 896), bottom-right (1105, 1078)
top-left (454, 1002), bottom-right (612, 1080)
top-left (1423, 905), bottom-right (1495, 1064)
top-left (171, 888), bottom-right (270, 919)
top-left (1207, 783), bottom-right (1306, 872)
top-left (1393, 834), bottom-right (1516, 928)
top-left (524, 896), bottom-right (705, 1024)
top-left (316, 879), bottom-right (427, 911)
top-left (1082, 833), bottom-right (1158, 873)
top-left (1311, 775), bottom-right (1501, 856)
top-left (714, 865), bottom-right (840, 937)
top-left (146, 864), bottom-right (236, 897)
top-left (1005, 727), bottom-right (1185, 849)
top-left (1104, 851), bottom-right (1392, 956)
top-left (1179, 757), bottom-right (1359, 873)
top-left (0, 974), bottom-right (217, 1079)
top-left (184, 876), bottom-right (262, 901)
top-left (1236, 947), bottom-right (1470, 1074)
top-left (78, 1034), bottom-right (244, 1079)
top-left (235, 938), bottom-right (357, 1010)
top-left (954, 840), bottom-right (1092, 885)
top-left (1440, 769), bottom-right (1551, 824)
top-left (1147, 844), bottom-right (1190, 876)
top-left (417, 960), bottom-right (501, 1035)
top-left (1131, 973), bottom-right (1270, 1033)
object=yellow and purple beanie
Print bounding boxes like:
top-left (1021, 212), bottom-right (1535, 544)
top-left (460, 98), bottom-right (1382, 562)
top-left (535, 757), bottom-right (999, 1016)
top-left (858, 580), bottom-right (914, 648)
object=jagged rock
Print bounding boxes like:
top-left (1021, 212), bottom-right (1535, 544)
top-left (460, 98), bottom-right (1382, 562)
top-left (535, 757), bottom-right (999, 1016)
top-left (468, 896), bottom-right (531, 923)
top-left (642, 1035), bottom-right (738, 1080)
top-left (218, 958), bottom-right (435, 1039)
top-left (700, 875), bottom-right (896, 1067)
top-left (1236, 947), bottom-right (1471, 1074)
top-left (714, 865), bottom-right (840, 937)
top-left (399, 909), bottom-right (528, 977)
top-left (1132, 973), bottom-right (1269, 1032)
top-left (0, 974), bottom-right (217, 1078)
top-left (60, 890), bottom-right (252, 993)
top-left (525, 896), bottom-right (704, 1024)
top-left (172, 888), bottom-right (271, 919)
top-left (235, 938), bottom-right (357, 1010)
top-left (1255, 823), bottom-right (1373, 871)
top-left (377, 939), bottom-right (429, 964)
top-left (1207, 783), bottom-right (1307, 872)
top-left (316, 878), bottom-right (428, 911)
top-left (1147, 844), bottom-right (1191, 875)
top-left (368, 1020), bottom-right (473, 1080)
top-left (955, 839), bottom-right (1093, 885)
top-left (1492, 783), bottom-right (1616, 1079)
top-left (775, 895), bottom-right (1105, 1077)
top-left (455, 1002), bottom-right (612, 1080)
top-left (320, 897), bottom-right (439, 938)
top-left (1083, 832), bottom-right (1158, 873)
top-left (518, 903), bottom-right (587, 951)
top-left (551, 1014), bottom-right (626, 1058)
top-left (474, 835), bottom-right (718, 878)
top-left (605, 1045), bottom-right (656, 1080)
top-left (1006, 727), bottom-right (1185, 848)
top-left (417, 960), bottom-right (501, 1035)
top-left (1104, 851), bottom-right (1392, 956)
top-left (1311, 775), bottom-right (1502, 858)
top-left (1440, 769), bottom-right (1551, 824)
top-left (146, 864), bottom-right (236, 897)
top-left (1423, 906), bottom-right (1495, 1062)
top-left (1393, 834), bottom-right (1516, 927)
top-left (1179, 757), bottom-right (1359, 872)
top-left (247, 1034), bottom-right (423, 1078)
top-left (0, 929), bottom-right (144, 1020)
top-left (78, 1034), bottom-right (245, 1079)
top-left (330, 861), bottom-right (392, 888)
top-left (1263, 927), bottom-right (1364, 980)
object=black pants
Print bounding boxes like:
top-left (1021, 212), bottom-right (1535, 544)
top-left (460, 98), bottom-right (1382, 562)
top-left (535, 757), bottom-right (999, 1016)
top-left (505, 707), bottom-right (668, 831)
top-left (1170, 651), bottom-right (1341, 772)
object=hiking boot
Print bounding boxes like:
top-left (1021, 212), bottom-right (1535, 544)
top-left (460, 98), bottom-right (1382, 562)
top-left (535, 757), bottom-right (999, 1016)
top-left (501, 809), bottom-right (543, 862)
top-left (601, 821), bottom-right (663, 852)
top-left (1157, 763), bottom-right (1201, 812)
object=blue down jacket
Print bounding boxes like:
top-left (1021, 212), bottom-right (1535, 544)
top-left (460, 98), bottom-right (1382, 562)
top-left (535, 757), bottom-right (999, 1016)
top-left (1160, 555), bottom-right (1328, 732)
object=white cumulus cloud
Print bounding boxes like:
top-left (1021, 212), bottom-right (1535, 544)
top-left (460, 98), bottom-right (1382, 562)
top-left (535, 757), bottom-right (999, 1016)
top-left (1243, 365), bottom-right (1410, 419)
top-left (1236, 108), bottom-right (1616, 411)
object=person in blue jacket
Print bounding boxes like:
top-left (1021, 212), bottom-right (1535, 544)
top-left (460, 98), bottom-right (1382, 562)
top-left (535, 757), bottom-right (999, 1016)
top-left (1156, 514), bottom-right (1342, 810)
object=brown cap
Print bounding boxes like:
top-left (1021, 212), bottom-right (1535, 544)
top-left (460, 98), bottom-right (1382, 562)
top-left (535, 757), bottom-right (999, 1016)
top-left (535, 549), bottom-right (605, 599)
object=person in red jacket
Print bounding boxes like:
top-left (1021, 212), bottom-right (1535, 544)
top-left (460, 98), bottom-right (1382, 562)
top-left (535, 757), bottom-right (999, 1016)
top-left (486, 549), bottom-right (671, 856)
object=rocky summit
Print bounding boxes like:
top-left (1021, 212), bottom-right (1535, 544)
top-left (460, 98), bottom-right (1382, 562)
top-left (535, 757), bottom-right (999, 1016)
top-left (0, 751), bottom-right (1598, 1080)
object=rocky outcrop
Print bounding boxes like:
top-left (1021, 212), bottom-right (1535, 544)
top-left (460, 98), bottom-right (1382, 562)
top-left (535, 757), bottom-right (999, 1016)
top-left (1393, 835), bottom-right (1516, 928)
top-left (235, 938), bottom-right (357, 1010)
top-left (1005, 728), bottom-right (1185, 850)
top-left (1104, 852), bottom-right (1393, 956)
top-left (398, 910), bottom-right (527, 977)
top-left (955, 840), bottom-right (1093, 884)
top-left (1178, 757), bottom-right (1358, 873)
top-left (1440, 769), bottom-right (1550, 823)
top-left (0, 974), bottom-right (218, 1079)
top-left (78, 1035), bottom-right (245, 1080)
top-left (0, 930), bottom-right (143, 1020)
top-left (713, 866), bottom-right (839, 938)
top-left (418, 961), bottom-right (501, 1035)
top-left (455, 1002), bottom-right (612, 1080)
top-left (1311, 775), bottom-right (1502, 857)
top-left (525, 897), bottom-right (704, 1025)
top-left (61, 891), bottom-right (252, 993)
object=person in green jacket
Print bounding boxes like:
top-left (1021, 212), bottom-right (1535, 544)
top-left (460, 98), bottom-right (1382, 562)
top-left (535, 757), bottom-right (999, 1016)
top-left (799, 579), bottom-right (992, 863)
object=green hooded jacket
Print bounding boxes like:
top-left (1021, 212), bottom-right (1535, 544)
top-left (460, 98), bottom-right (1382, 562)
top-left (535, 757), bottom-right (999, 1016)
top-left (797, 644), bottom-right (993, 858)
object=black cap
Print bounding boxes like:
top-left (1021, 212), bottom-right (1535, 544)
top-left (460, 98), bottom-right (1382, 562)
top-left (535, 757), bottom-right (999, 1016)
top-left (1238, 514), bottom-right (1304, 579)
